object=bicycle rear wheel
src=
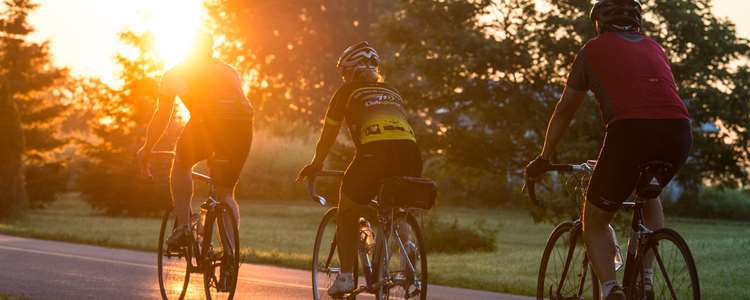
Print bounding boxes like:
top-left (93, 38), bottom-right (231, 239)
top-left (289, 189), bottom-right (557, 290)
top-left (377, 212), bottom-right (428, 300)
top-left (158, 209), bottom-right (194, 300)
top-left (537, 221), bottom-right (600, 300)
top-left (634, 228), bottom-right (699, 300)
top-left (203, 205), bottom-right (241, 300)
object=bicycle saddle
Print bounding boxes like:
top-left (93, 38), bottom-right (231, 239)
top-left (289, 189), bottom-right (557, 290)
top-left (635, 161), bottom-right (673, 199)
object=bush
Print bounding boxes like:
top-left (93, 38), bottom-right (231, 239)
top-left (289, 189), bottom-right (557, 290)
top-left (237, 123), bottom-right (352, 203)
top-left (24, 161), bottom-right (68, 208)
top-left (667, 188), bottom-right (750, 220)
top-left (421, 216), bottom-right (497, 253)
top-left (78, 149), bottom-right (172, 216)
top-left (423, 156), bottom-right (513, 207)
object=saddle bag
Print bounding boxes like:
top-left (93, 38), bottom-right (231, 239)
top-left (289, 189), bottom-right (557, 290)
top-left (378, 177), bottom-right (438, 210)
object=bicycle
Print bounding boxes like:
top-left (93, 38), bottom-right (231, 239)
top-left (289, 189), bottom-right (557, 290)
top-left (154, 152), bottom-right (241, 300)
top-left (305, 170), bottom-right (436, 300)
top-left (525, 160), bottom-right (700, 300)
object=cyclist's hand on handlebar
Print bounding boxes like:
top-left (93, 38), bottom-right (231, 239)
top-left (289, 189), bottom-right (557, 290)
top-left (135, 146), bottom-right (153, 179)
top-left (296, 162), bottom-right (323, 183)
top-left (525, 156), bottom-right (551, 180)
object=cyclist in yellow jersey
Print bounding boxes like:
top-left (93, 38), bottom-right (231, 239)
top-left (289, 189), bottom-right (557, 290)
top-left (298, 42), bottom-right (422, 296)
top-left (137, 32), bottom-right (252, 253)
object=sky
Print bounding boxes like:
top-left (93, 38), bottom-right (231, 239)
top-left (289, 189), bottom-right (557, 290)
top-left (22, 0), bottom-right (750, 85)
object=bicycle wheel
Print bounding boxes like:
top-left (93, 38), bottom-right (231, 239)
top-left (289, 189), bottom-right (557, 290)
top-left (634, 228), bottom-right (699, 300)
top-left (537, 221), bottom-right (600, 300)
top-left (203, 205), bottom-right (241, 300)
top-left (158, 208), bottom-right (193, 300)
top-left (313, 208), bottom-right (347, 300)
top-left (376, 212), bottom-right (428, 300)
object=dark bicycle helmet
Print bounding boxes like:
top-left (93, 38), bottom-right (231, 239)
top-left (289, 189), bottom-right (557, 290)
top-left (336, 41), bottom-right (380, 76)
top-left (590, 0), bottom-right (642, 33)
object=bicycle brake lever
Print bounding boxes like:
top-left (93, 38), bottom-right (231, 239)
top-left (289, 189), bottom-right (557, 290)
top-left (524, 178), bottom-right (543, 207)
top-left (306, 176), bottom-right (327, 206)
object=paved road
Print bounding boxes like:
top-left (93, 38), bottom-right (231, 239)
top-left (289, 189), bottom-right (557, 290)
top-left (0, 234), bottom-right (533, 300)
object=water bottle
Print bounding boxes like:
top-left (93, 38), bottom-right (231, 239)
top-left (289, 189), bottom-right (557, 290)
top-left (608, 224), bottom-right (624, 271)
top-left (359, 218), bottom-right (375, 252)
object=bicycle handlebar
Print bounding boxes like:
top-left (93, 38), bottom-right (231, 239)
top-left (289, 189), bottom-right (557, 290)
top-left (305, 170), bottom-right (345, 206)
top-left (524, 161), bottom-right (595, 207)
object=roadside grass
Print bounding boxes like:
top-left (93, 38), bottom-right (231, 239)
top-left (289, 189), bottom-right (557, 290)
top-left (0, 295), bottom-right (30, 300)
top-left (0, 195), bottom-right (747, 299)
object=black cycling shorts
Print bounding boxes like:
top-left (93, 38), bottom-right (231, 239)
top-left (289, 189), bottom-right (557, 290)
top-left (342, 140), bottom-right (423, 204)
top-left (586, 119), bottom-right (692, 212)
top-left (175, 118), bottom-right (253, 188)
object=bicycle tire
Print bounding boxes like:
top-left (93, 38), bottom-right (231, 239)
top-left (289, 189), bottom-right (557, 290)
top-left (537, 221), bottom-right (600, 300)
top-left (313, 207), bottom-right (359, 300)
top-left (376, 212), bottom-right (428, 300)
top-left (158, 208), bottom-right (192, 300)
top-left (633, 228), bottom-right (700, 300)
top-left (203, 205), bottom-right (241, 300)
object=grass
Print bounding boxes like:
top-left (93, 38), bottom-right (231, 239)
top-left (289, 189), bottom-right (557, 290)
top-left (0, 195), bottom-right (747, 299)
top-left (0, 295), bottom-right (30, 300)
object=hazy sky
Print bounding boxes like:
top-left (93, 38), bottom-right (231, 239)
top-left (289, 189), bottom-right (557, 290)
top-left (23, 0), bottom-right (750, 85)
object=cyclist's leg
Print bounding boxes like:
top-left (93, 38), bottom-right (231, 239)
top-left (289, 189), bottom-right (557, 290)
top-left (338, 147), bottom-right (384, 274)
top-left (209, 119), bottom-right (253, 252)
top-left (583, 121), bottom-right (641, 296)
top-left (173, 120), bottom-right (209, 227)
top-left (336, 193), bottom-right (370, 274)
top-left (387, 141), bottom-right (423, 258)
top-left (639, 119), bottom-right (692, 281)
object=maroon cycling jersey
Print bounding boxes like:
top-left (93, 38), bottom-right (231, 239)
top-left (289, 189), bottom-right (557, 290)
top-left (566, 32), bottom-right (689, 126)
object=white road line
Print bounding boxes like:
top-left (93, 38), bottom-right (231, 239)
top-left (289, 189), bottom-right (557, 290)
top-left (0, 244), bottom-right (155, 269)
top-left (0, 244), bottom-right (345, 293)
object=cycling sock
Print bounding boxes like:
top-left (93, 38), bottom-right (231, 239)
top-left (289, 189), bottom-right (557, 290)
top-left (601, 280), bottom-right (619, 297)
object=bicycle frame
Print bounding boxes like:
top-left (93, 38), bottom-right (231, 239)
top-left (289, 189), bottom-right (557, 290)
top-left (307, 171), bottom-right (422, 298)
top-left (358, 208), bottom-right (418, 293)
top-left (177, 171), bottom-right (228, 275)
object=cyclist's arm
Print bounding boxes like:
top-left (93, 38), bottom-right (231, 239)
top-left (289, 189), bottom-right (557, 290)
top-left (540, 48), bottom-right (589, 160)
top-left (310, 120), bottom-right (342, 167)
top-left (142, 92), bottom-right (175, 151)
top-left (309, 86), bottom-right (348, 167)
top-left (540, 87), bottom-right (586, 160)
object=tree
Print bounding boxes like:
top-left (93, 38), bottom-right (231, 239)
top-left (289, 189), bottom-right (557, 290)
top-left (206, 0), bottom-right (395, 125)
top-left (376, 0), bottom-right (750, 207)
top-left (0, 0), bottom-right (66, 216)
top-left (77, 30), bottom-right (181, 216)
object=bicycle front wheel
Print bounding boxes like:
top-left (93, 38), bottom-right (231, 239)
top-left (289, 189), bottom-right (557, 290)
top-left (312, 207), bottom-right (348, 300)
top-left (203, 205), bottom-right (241, 300)
top-left (158, 208), bottom-right (195, 300)
top-left (635, 228), bottom-right (699, 300)
top-left (377, 212), bottom-right (428, 300)
top-left (537, 221), bottom-right (600, 300)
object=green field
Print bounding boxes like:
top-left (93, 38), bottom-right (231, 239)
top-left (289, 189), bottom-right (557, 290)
top-left (0, 195), bottom-right (747, 299)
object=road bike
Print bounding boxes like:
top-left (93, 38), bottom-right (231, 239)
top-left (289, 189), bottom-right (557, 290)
top-left (306, 170), bottom-right (436, 300)
top-left (154, 152), bottom-right (241, 300)
top-left (526, 160), bottom-right (700, 300)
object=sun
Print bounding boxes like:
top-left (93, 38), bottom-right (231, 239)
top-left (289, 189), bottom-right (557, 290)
top-left (139, 0), bottom-right (206, 68)
top-left (133, 0), bottom-right (205, 121)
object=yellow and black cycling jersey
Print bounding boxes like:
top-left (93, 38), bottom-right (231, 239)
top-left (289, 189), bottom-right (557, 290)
top-left (324, 82), bottom-right (416, 147)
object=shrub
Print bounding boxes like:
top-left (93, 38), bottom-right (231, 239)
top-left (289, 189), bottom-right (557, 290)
top-left (237, 123), bottom-right (352, 203)
top-left (423, 156), bottom-right (513, 207)
top-left (24, 161), bottom-right (68, 208)
top-left (421, 216), bottom-right (497, 253)
top-left (667, 188), bottom-right (750, 220)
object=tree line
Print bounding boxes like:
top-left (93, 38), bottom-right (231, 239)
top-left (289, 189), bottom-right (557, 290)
top-left (1, 0), bottom-right (748, 218)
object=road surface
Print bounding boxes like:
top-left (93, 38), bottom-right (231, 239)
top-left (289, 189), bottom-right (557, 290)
top-left (0, 234), bottom-right (533, 300)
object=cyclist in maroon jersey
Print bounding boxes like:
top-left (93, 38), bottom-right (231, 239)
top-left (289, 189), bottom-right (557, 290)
top-left (525, 1), bottom-right (692, 299)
